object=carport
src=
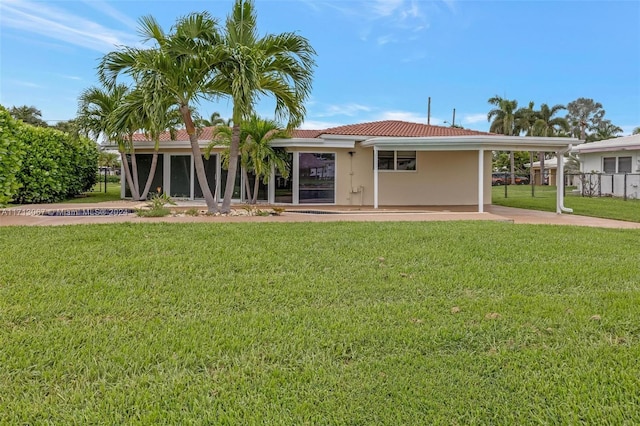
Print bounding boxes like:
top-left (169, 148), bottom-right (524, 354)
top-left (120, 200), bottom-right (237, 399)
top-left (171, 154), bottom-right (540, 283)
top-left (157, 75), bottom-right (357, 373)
top-left (362, 135), bottom-right (579, 213)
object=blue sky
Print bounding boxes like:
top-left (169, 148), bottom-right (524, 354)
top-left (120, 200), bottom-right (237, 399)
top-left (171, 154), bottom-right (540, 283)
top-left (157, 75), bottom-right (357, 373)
top-left (1, 0), bottom-right (639, 134)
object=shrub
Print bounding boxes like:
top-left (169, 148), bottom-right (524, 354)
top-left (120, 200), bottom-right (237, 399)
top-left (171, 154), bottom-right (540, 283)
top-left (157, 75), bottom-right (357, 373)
top-left (12, 125), bottom-right (99, 204)
top-left (0, 107), bottom-right (26, 206)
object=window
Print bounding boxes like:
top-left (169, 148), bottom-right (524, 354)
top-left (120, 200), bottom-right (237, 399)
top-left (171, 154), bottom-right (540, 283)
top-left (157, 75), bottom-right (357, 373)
top-left (603, 157), bottom-right (616, 174)
top-left (618, 157), bottom-right (632, 173)
top-left (377, 150), bottom-right (417, 171)
top-left (299, 153), bottom-right (335, 204)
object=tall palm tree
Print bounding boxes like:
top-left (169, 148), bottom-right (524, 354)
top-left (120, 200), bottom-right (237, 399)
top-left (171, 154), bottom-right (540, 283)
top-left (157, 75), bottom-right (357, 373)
top-left (99, 13), bottom-right (222, 212)
top-left (530, 103), bottom-right (569, 185)
top-left (77, 84), bottom-right (142, 199)
top-left (113, 84), bottom-right (182, 200)
top-left (488, 96), bottom-right (518, 183)
top-left (208, 0), bottom-right (316, 213)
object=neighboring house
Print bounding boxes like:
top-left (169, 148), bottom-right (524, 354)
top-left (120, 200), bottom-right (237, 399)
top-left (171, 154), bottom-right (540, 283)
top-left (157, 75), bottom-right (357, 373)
top-left (573, 134), bottom-right (640, 198)
top-left (113, 120), bottom-right (577, 212)
top-left (528, 156), bottom-right (578, 186)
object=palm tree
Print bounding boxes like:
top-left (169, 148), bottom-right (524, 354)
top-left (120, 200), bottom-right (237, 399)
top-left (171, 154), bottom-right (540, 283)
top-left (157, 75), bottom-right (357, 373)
top-left (99, 13), bottom-right (222, 212)
top-left (208, 0), bottom-right (316, 213)
top-left (488, 96), bottom-right (518, 183)
top-left (588, 120), bottom-right (623, 141)
top-left (531, 103), bottom-right (569, 185)
top-left (9, 105), bottom-right (48, 127)
top-left (211, 115), bottom-right (290, 204)
top-left (77, 84), bottom-right (142, 199)
top-left (633, 127), bottom-right (640, 135)
top-left (113, 84), bottom-right (182, 200)
top-left (514, 101), bottom-right (537, 184)
top-left (242, 117), bottom-right (290, 204)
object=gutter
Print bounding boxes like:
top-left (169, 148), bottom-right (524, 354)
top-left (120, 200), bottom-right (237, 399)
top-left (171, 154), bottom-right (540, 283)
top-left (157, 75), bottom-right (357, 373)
top-left (557, 144), bottom-right (573, 214)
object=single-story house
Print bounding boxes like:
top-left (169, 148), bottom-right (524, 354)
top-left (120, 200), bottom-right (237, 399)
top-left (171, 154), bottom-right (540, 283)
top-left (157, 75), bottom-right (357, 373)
top-left (114, 120), bottom-right (578, 213)
top-left (528, 156), bottom-right (579, 186)
top-left (573, 134), bottom-right (640, 198)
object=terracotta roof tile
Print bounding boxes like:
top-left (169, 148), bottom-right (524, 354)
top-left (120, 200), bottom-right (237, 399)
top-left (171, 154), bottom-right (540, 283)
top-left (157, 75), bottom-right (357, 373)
top-left (319, 120), bottom-right (493, 137)
top-left (132, 120), bottom-right (493, 142)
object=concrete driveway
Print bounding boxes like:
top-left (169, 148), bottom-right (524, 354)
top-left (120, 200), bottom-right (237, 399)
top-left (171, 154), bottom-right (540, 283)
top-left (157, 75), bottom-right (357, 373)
top-left (1, 202), bottom-right (640, 228)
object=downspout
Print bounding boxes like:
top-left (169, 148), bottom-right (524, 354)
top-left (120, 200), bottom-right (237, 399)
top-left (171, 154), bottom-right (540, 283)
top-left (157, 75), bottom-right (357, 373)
top-left (556, 144), bottom-right (573, 214)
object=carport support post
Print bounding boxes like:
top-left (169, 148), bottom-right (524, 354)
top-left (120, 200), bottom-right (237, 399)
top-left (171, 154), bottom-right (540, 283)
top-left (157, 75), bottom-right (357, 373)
top-left (374, 146), bottom-right (379, 209)
top-left (478, 149), bottom-right (484, 213)
top-left (556, 150), bottom-right (564, 214)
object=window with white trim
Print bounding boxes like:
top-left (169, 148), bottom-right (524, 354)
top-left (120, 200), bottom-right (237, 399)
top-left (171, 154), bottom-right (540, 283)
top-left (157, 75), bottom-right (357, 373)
top-left (377, 150), bottom-right (416, 171)
top-left (603, 157), bottom-right (616, 174)
top-left (618, 157), bottom-right (632, 173)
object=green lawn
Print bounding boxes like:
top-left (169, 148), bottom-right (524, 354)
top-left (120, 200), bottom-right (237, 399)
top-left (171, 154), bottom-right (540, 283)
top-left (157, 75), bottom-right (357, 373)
top-left (1, 222), bottom-right (639, 424)
top-left (493, 185), bottom-right (640, 222)
top-left (61, 182), bottom-right (122, 204)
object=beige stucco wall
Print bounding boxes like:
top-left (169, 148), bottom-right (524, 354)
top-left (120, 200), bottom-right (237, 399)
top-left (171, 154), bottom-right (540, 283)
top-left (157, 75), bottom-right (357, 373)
top-left (136, 145), bottom-right (492, 206)
top-left (340, 146), bottom-right (492, 206)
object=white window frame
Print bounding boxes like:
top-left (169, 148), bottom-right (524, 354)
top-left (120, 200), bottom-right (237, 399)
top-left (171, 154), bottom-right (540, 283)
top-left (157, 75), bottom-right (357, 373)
top-left (297, 151), bottom-right (337, 205)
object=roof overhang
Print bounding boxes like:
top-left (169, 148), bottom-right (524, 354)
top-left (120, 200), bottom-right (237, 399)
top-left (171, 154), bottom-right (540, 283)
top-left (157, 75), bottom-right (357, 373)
top-left (361, 135), bottom-right (578, 151)
top-left (270, 138), bottom-right (355, 148)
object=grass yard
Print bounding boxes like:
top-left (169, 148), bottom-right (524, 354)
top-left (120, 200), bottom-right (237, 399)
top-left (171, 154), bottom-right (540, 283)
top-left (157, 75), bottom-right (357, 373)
top-left (1, 221), bottom-right (639, 424)
top-left (60, 182), bottom-right (122, 204)
top-left (493, 185), bottom-right (640, 223)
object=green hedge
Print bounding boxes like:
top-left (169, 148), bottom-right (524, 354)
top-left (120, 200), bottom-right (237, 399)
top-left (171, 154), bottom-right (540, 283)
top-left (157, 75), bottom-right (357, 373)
top-left (0, 107), bottom-right (100, 204)
top-left (0, 107), bottom-right (26, 206)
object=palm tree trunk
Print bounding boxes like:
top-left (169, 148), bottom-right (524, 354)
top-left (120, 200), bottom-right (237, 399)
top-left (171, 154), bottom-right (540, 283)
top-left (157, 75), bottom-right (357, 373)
top-left (252, 174), bottom-right (260, 204)
top-left (130, 152), bottom-right (142, 200)
top-left (140, 150), bottom-right (158, 200)
top-left (180, 104), bottom-right (218, 213)
top-left (242, 168), bottom-right (252, 204)
top-left (222, 124), bottom-right (241, 213)
top-left (119, 150), bottom-right (139, 200)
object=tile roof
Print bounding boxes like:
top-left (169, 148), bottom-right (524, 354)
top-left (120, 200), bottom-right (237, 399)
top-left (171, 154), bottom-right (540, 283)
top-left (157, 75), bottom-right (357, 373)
top-left (132, 120), bottom-right (493, 142)
top-left (317, 120), bottom-right (493, 137)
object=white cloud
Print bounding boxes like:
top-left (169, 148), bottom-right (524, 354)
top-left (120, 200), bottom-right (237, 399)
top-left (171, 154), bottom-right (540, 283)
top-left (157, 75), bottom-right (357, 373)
top-left (372, 0), bottom-right (404, 17)
top-left (10, 79), bottom-right (43, 88)
top-left (0, 0), bottom-right (139, 52)
top-left (299, 119), bottom-right (344, 130)
top-left (317, 103), bottom-right (373, 117)
top-left (82, 0), bottom-right (139, 30)
top-left (463, 113), bottom-right (488, 124)
top-left (375, 110), bottom-right (430, 123)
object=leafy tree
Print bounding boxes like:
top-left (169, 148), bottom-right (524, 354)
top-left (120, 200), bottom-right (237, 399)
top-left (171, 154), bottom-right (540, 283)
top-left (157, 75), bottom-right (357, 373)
top-left (98, 151), bottom-right (120, 169)
top-left (566, 98), bottom-right (605, 140)
top-left (0, 106), bottom-right (26, 205)
top-left (8, 105), bottom-right (48, 127)
top-left (588, 120), bottom-right (623, 142)
top-left (52, 119), bottom-right (81, 138)
top-left (209, 0), bottom-right (316, 213)
top-left (633, 127), bottom-right (640, 135)
top-left (99, 13), bottom-right (222, 212)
